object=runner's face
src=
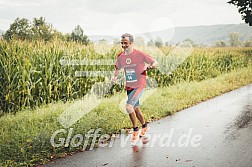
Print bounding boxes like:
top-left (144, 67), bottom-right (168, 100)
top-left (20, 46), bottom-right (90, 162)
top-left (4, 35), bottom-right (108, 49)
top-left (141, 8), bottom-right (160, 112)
top-left (121, 38), bottom-right (131, 51)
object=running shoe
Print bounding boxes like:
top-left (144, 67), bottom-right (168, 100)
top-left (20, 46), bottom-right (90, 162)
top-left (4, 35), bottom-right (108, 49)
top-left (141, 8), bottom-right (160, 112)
top-left (140, 126), bottom-right (150, 138)
top-left (131, 130), bottom-right (140, 144)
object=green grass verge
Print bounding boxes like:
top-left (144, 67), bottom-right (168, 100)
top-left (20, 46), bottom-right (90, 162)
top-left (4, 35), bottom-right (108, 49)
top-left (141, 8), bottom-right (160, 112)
top-left (1, 66), bottom-right (252, 166)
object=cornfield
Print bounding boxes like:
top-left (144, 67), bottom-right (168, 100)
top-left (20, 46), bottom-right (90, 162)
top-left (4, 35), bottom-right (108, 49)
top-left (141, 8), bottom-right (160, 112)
top-left (0, 39), bottom-right (251, 113)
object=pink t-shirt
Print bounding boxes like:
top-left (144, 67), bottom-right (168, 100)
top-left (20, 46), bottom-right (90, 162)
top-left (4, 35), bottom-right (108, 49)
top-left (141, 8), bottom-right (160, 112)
top-left (115, 49), bottom-right (154, 90)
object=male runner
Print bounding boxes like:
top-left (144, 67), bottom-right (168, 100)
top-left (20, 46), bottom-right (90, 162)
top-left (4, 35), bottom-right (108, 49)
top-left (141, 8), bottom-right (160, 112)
top-left (111, 33), bottom-right (158, 144)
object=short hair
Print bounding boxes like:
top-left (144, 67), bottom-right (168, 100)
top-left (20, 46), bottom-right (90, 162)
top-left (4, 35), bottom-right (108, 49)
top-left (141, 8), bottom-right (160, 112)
top-left (121, 33), bottom-right (134, 42)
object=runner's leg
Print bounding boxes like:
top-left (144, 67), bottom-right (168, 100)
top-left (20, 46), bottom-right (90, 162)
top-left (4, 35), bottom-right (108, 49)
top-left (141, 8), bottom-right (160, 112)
top-left (134, 107), bottom-right (145, 125)
top-left (126, 104), bottom-right (138, 128)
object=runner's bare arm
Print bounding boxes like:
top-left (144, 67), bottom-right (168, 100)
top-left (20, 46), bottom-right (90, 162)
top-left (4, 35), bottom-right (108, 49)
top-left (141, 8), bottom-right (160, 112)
top-left (147, 59), bottom-right (158, 69)
top-left (111, 69), bottom-right (120, 83)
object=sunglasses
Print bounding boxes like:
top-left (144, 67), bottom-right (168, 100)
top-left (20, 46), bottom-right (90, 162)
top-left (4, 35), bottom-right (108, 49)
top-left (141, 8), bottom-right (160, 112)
top-left (121, 42), bottom-right (130, 45)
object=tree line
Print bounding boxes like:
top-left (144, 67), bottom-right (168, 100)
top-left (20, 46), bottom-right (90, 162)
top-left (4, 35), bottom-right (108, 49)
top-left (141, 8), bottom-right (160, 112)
top-left (132, 34), bottom-right (252, 48)
top-left (2, 17), bottom-right (89, 45)
top-left (215, 32), bottom-right (252, 47)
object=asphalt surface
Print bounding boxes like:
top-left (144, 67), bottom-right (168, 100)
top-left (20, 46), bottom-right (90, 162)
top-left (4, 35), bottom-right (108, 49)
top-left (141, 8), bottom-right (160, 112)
top-left (43, 84), bottom-right (252, 167)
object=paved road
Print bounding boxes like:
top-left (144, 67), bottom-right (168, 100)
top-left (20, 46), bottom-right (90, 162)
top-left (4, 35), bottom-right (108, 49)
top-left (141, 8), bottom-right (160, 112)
top-left (44, 84), bottom-right (252, 167)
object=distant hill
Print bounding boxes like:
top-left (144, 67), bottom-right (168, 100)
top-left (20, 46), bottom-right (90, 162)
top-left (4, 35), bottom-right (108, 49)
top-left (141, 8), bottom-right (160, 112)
top-left (89, 23), bottom-right (252, 46)
top-left (144, 23), bottom-right (252, 46)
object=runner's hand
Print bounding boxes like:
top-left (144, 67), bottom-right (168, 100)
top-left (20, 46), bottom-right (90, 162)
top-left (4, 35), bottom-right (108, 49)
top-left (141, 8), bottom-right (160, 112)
top-left (147, 66), bottom-right (156, 70)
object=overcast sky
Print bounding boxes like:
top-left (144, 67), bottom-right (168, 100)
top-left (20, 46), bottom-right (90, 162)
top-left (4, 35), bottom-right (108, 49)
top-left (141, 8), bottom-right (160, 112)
top-left (0, 0), bottom-right (243, 36)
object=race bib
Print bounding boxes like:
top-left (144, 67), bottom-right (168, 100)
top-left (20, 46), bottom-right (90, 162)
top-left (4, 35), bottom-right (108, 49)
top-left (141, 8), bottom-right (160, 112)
top-left (125, 69), bottom-right (137, 83)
